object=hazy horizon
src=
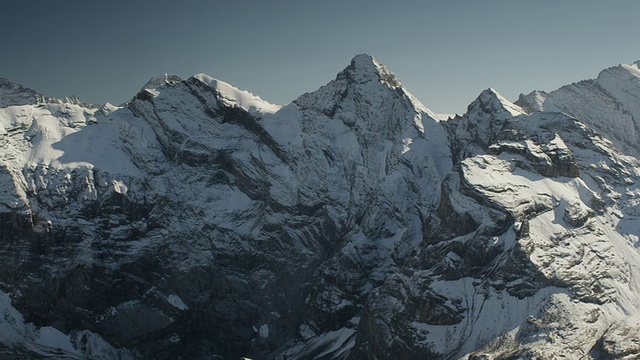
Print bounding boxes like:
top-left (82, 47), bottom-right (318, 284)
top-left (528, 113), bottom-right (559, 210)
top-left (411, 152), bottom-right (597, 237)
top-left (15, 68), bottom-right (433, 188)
top-left (2, 0), bottom-right (639, 114)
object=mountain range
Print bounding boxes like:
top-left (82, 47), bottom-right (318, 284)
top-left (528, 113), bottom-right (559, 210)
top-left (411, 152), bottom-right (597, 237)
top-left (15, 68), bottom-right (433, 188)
top-left (1, 54), bottom-right (640, 359)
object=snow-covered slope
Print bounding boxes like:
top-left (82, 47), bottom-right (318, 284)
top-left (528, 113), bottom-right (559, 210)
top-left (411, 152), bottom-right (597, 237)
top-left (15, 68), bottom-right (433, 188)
top-left (0, 289), bottom-right (134, 359)
top-left (1, 56), bottom-right (640, 359)
top-left (517, 61), bottom-right (640, 157)
top-left (440, 104), bottom-right (640, 359)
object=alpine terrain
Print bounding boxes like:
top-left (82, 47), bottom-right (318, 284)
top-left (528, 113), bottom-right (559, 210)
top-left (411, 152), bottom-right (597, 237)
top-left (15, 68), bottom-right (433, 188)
top-left (1, 55), bottom-right (640, 359)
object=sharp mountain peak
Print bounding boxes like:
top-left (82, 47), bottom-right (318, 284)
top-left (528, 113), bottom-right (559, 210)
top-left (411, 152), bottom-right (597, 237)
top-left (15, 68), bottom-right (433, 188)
top-left (466, 87), bottom-right (525, 118)
top-left (2, 56), bottom-right (640, 360)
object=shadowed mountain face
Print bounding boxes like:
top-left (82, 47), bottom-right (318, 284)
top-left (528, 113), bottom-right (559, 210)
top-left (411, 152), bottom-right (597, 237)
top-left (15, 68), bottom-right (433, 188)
top-left (1, 56), bottom-right (640, 359)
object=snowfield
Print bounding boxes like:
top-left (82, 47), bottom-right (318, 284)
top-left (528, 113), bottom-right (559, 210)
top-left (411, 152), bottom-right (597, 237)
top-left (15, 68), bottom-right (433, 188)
top-left (0, 55), bottom-right (640, 359)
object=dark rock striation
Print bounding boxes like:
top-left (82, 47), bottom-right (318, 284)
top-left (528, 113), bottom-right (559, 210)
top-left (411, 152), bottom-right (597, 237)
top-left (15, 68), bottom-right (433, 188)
top-left (0, 56), bottom-right (640, 359)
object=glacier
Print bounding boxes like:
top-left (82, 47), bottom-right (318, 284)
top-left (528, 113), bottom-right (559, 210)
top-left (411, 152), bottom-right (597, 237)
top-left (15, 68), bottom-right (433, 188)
top-left (0, 55), bottom-right (640, 359)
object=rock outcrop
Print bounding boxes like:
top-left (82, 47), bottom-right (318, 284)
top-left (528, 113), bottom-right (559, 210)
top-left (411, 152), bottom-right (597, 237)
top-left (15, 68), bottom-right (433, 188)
top-left (0, 56), bottom-right (640, 360)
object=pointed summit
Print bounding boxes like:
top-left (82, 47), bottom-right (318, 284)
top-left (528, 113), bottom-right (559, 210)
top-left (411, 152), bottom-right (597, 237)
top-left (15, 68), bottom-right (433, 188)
top-left (0, 78), bottom-right (44, 108)
top-left (141, 74), bottom-right (182, 96)
top-left (294, 54), bottom-right (435, 118)
top-left (467, 88), bottom-right (524, 119)
top-left (447, 88), bottom-right (525, 162)
top-left (516, 90), bottom-right (549, 113)
top-left (597, 62), bottom-right (640, 84)
top-left (350, 53), bottom-right (378, 70)
top-left (342, 54), bottom-right (402, 88)
top-left (621, 61), bottom-right (640, 77)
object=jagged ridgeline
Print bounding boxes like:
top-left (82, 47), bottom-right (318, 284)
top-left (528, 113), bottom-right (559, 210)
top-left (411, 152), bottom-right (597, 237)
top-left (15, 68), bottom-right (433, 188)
top-left (1, 55), bottom-right (640, 359)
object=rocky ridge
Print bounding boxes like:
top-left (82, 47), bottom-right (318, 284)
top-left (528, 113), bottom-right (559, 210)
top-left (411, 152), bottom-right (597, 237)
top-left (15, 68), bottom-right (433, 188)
top-left (0, 55), bottom-right (639, 359)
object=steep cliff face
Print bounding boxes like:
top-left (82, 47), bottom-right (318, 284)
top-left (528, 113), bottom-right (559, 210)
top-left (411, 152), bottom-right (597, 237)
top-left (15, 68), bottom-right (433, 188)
top-left (0, 79), bottom-right (44, 108)
top-left (440, 97), bottom-right (640, 358)
top-left (0, 57), bottom-right (640, 359)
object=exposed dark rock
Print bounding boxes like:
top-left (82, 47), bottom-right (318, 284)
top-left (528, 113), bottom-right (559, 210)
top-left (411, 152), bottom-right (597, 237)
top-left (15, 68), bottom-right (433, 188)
top-left (1, 56), bottom-right (640, 360)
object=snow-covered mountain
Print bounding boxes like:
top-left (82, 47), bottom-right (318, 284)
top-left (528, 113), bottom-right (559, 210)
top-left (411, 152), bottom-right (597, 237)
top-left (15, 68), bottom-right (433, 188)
top-left (1, 55), bottom-right (640, 359)
top-left (516, 61), bottom-right (640, 158)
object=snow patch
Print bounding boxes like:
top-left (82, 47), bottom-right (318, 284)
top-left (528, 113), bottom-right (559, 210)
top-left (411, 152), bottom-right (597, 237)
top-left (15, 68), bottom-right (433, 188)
top-left (142, 74), bottom-right (182, 92)
top-left (193, 73), bottom-right (281, 115)
top-left (283, 327), bottom-right (357, 359)
top-left (35, 326), bottom-right (81, 356)
top-left (167, 294), bottom-right (188, 310)
top-left (259, 324), bottom-right (269, 338)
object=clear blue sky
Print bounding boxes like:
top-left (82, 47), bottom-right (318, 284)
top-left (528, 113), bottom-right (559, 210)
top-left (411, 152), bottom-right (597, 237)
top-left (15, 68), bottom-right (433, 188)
top-left (2, 0), bottom-right (639, 114)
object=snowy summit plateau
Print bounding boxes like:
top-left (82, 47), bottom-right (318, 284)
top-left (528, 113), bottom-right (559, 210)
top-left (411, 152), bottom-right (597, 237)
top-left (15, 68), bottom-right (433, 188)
top-left (1, 54), bottom-right (640, 359)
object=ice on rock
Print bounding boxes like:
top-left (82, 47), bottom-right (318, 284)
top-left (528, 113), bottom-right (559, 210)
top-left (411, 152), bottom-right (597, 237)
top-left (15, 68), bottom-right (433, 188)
top-left (0, 78), bottom-right (44, 108)
top-left (517, 61), bottom-right (640, 157)
top-left (1, 56), bottom-right (640, 360)
top-left (139, 74), bottom-right (182, 98)
top-left (258, 324), bottom-right (269, 338)
top-left (142, 73), bottom-right (183, 92)
top-left (35, 327), bottom-right (81, 356)
top-left (193, 73), bottom-right (281, 114)
top-left (167, 294), bottom-right (188, 310)
top-left (347, 53), bottom-right (401, 87)
top-left (562, 200), bottom-right (593, 227)
top-left (472, 88), bottom-right (525, 117)
top-left (517, 90), bottom-right (549, 113)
